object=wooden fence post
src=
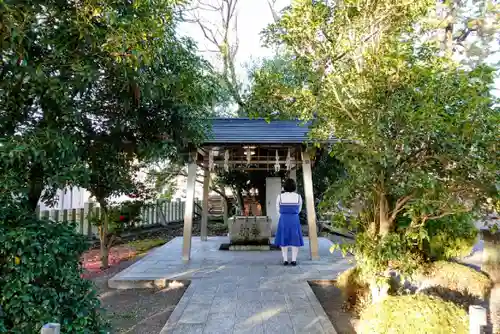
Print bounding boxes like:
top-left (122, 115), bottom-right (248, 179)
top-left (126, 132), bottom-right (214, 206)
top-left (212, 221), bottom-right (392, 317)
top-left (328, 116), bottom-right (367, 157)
top-left (52, 209), bottom-right (60, 223)
top-left (151, 204), bottom-right (156, 226)
top-left (176, 199), bottom-right (181, 222)
top-left (41, 323), bottom-right (60, 334)
top-left (156, 199), bottom-right (161, 225)
top-left (194, 197), bottom-right (199, 216)
top-left (62, 209), bottom-right (68, 224)
top-left (168, 200), bottom-right (173, 223)
top-left (469, 305), bottom-right (487, 334)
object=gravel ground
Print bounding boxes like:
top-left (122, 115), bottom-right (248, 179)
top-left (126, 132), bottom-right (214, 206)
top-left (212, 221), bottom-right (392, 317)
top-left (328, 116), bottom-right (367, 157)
top-left (84, 220), bottom-right (231, 334)
top-left (89, 256), bottom-right (189, 334)
top-left (309, 280), bottom-right (359, 334)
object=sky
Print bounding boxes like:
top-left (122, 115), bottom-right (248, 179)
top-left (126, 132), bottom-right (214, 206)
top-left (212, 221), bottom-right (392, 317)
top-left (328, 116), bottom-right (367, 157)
top-left (178, 0), bottom-right (290, 81)
top-left (178, 0), bottom-right (499, 97)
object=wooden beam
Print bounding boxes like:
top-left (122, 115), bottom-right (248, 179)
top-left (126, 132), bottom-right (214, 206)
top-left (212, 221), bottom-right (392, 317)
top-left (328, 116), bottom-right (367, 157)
top-left (201, 164), bottom-right (210, 241)
top-left (197, 147), bottom-right (208, 156)
top-left (208, 167), bottom-right (292, 171)
top-left (212, 160), bottom-right (299, 165)
top-left (302, 150), bottom-right (319, 260)
top-left (201, 144), bottom-right (301, 149)
top-left (182, 152), bottom-right (197, 262)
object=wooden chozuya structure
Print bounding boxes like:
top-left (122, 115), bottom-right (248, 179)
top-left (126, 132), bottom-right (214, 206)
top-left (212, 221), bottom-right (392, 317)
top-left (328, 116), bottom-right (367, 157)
top-left (181, 118), bottom-right (335, 261)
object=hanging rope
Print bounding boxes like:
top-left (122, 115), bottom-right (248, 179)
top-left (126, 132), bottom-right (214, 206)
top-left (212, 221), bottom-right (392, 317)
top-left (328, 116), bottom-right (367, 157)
top-left (208, 150), bottom-right (214, 171)
top-left (246, 146), bottom-right (252, 164)
top-left (224, 150), bottom-right (229, 172)
top-left (285, 148), bottom-right (291, 171)
top-left (274, 150), bottom-right (280, 172)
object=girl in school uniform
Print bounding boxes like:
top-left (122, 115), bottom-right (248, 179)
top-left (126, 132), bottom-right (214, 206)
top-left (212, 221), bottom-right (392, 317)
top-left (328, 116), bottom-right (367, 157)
top-left (274, 178), bottom-right (304, 266)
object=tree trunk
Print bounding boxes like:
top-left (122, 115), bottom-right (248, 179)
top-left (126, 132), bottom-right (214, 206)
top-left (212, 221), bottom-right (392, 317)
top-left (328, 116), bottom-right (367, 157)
top-left (100, 238), bottom-right (109, 269)
top-left (222, 197), bottom-right (228, 225)
top-left (378, 194), bottom-right (391, 236)
top-left (481, 230), bottom-right (500, 332)
top-left (232, 187), bottom-right (244, 214)
top-left (441, 0), bottom-right (456, 56)
top-left (27, 183), bottom-right (43, 213)
top-left (482, 230), bottom-right (500, 281)
top-left (27, 165), bottom-right (44, 213)
top-left (99, 201), bottom-right (110, 269)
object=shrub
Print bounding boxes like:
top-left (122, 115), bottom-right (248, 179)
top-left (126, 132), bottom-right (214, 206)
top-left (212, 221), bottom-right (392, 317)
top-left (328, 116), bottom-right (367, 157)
top-left (117, 200), bottom-right (144, 229)
top-left (334, 232), bottom-right (426, 287)
top-left (420, 286), bottom-right (482, 311)
top-left (425, 213), bottom-right (478, 260)
top-left (336, 267), bottom-right (371, 313)
top-left (0, 217), bottom-right (108, 333)
top-left (359, 294), bottom-right (469, 334)
top-left (89, 200), bottom-right (145, 245)
top-left (415, 261), bottom-right (492, 300)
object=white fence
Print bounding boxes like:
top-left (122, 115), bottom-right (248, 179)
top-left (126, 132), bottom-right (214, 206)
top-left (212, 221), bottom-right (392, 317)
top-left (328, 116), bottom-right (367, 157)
top-left (35, 198), bottom-right (202, 238)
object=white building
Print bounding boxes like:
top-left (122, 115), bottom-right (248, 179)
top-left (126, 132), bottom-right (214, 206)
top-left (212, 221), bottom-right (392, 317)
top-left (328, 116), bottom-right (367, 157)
top-left (37, 171), bottom-right (207, 210)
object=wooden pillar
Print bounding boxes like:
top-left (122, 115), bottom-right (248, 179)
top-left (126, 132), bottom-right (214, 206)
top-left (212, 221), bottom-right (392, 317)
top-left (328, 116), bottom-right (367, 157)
top-left (182, 152), bottom-right (197, 262)
top-left (302, 151), bottom-right (319, 260)
top-left (201, 167), bottom-right (210, 241)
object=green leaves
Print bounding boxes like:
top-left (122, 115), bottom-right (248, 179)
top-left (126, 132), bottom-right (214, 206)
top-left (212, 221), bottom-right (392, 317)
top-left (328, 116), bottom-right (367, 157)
top-left (0, 217), bottom-right (108, 333)
top-left (0, 0), bottom-right (222, 212)
top-left (0, 0), bottom-right (222, 326)
top-left (251, 0), bottom-right (499, 283)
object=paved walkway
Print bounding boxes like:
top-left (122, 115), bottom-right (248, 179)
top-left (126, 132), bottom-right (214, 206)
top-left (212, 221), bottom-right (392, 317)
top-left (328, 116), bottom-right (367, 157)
top-left (109, 236), bottom-right (353, 334)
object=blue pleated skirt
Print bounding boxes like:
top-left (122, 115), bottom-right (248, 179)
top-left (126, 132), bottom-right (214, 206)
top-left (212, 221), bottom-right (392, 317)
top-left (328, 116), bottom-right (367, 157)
top-left (274, 204), bottom-right (304, 247)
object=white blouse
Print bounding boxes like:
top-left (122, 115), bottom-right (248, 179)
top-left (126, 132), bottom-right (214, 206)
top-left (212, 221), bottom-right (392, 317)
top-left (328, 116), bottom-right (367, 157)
top-left (276, 192), bottom-right (303, 214)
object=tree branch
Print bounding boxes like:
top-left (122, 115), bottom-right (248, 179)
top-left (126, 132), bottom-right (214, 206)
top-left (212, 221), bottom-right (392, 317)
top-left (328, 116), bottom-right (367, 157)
top-left (423, 208), bottom-right (470, 222)
top-left (389, 194), bottom-right (413, 222)
top-left (177, 170), bottom-right (229, 201)
top-left (454, 27), bottom-right (476, 43)
top-left (188, 0), bottom-right (246, 111)
top-left (267, 0), bottom-right (279, 23)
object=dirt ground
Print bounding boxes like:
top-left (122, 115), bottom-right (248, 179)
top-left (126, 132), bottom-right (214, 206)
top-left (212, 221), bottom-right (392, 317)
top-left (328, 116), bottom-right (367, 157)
top-left (309, 280), bottom-right (359, 334)
top-left (88, 255), bottom-right (189, 334)
top-left (83, 219), bottom-right (227, 333)
top-left (90, 257), bottom-right (189, 334)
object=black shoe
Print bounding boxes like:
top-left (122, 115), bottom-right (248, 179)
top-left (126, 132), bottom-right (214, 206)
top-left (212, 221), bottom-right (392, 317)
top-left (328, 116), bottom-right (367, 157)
top-left (283, 261), bottom-right (289, 266)
top-left (291, 261), bottom-right (297, 266)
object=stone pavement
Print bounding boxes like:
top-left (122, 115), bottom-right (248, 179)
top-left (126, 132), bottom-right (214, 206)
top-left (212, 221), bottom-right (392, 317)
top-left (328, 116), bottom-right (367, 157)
top-left (109, 236), bottom-right (354, 334)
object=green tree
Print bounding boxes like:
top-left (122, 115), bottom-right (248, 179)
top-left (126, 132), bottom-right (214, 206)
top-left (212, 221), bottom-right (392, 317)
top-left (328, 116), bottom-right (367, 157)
top-left (0, 0), bottom-right (204, 210)
top-left (75, 15), bottom-right (220, 268)
top-left (427, 0), bottom-right (500, 66)
top-left (0, 0), bottom-right (222, 294)
top-left (251, 0), bottom-right (499, 301)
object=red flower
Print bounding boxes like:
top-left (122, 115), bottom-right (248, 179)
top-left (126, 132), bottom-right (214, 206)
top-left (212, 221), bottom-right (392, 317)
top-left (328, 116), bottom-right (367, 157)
top-left (119, 215), bottom-right (125, 221)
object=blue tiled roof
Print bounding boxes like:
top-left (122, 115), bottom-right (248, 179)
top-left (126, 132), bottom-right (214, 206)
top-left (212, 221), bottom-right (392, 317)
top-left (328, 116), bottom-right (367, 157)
top-left (204, 118), bottom-right (334, 144)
